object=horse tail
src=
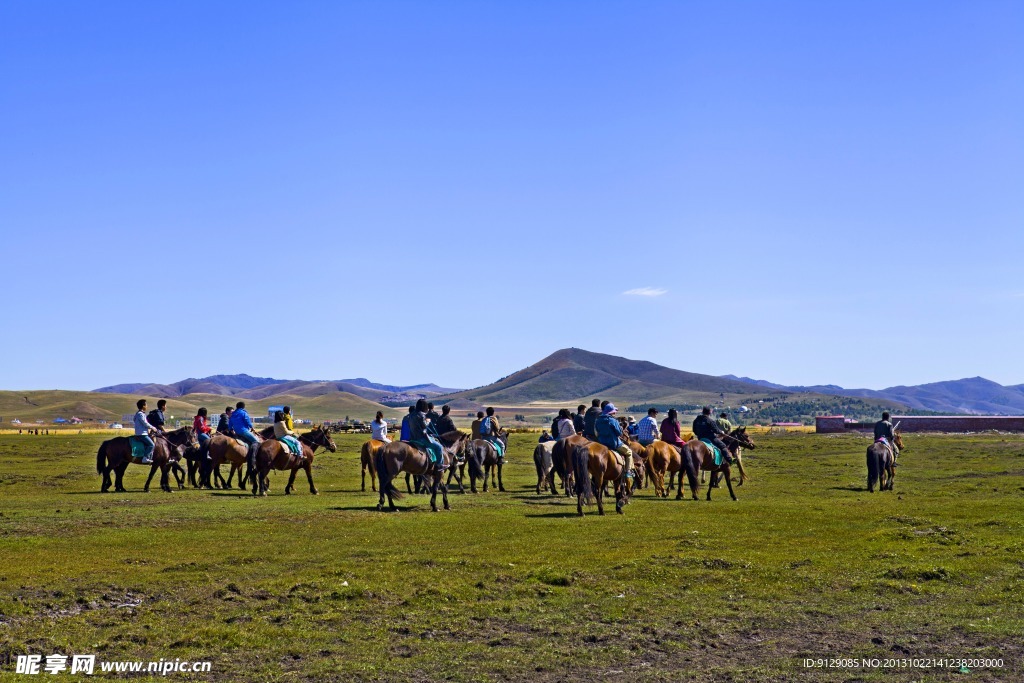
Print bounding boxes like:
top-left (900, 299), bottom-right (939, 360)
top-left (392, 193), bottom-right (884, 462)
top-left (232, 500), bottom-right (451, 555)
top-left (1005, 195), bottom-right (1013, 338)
top-left (681, 444), bottom-right (699, 494)
top-left (867, 445), bottom-right (879, 491)
top-left (96, 442), bottom-right (106, 475)
top-left (467, 444), bottom-right (485, 482)
top-left (376, 445), bottom-right (403, 500)
top-left (533, 444), bottom-right (545, 479)
top-left (573, 445), bottom-right (593, 504)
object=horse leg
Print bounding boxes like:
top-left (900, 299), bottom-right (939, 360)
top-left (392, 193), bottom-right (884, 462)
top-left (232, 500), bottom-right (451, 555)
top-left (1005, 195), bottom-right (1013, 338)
top-left (595, 474), bottom-right (605, 516)
top-left (144, 463), bottom-right (158, 492)
top-left (100, 463), bottom-right (111, 493)
top-left (160, 464), bottom-right (172, 493)
top-left (115, 463), bottom-right (128, 492)
top-left (498, 462), bottom-right (505, 492)
top-left (441, 476), bottom-right (450, 510)
top-left (615, 480), bottom-right (625, 515)
top-left (483, 464), bottom-right (490, 493)
top-left (706, 468), bottom-right (715, 501)
top-left (285, 466), bottom-right (298, 495)
top-left (305, 461), bottom-right (317, 494)
top-left (429, 475), bottom-right (440, 512)
top-left (361, 461), bottom-right (367, 492)
top-left (405, 472), bottom-right (413, 494)
top-left (724, 467), bottom-right (737, 501)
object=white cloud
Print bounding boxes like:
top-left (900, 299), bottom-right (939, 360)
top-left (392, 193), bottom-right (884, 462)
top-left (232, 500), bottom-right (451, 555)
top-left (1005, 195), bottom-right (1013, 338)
top-left (623, 287), bottom-right (668, 297)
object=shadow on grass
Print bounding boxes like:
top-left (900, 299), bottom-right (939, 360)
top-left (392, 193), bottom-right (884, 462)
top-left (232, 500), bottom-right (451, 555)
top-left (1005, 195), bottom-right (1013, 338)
top-left (524, 511), bottom-right (584, 519)
top-left (828, 486), bottom-right (867, 492)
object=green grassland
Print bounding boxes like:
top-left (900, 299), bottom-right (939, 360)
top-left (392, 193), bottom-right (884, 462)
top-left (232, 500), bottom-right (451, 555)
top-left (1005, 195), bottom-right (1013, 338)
top-left (0, 432), bottom-right (1022, 681)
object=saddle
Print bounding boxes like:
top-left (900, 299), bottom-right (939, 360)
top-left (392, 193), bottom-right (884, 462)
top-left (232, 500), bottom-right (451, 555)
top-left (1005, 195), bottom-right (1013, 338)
top-left (876, 436), bottom-right (895, 459)
top-left (405, 441), bottom-right (446, 471)
top-left (699, 439), bottom-right (724, 466)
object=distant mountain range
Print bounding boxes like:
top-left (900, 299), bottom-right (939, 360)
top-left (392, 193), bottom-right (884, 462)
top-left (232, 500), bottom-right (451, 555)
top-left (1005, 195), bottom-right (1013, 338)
top-left (94, 375), bottom-right (462, 404)
top-left (719, 375), bottom-right (1024, 415)
top-left (87, 349), bottom-right (1023, 417)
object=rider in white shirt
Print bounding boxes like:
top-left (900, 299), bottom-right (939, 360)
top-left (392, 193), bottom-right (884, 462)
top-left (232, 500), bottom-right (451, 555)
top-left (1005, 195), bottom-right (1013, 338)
top-left (371, 411), bottom-right (391, 443)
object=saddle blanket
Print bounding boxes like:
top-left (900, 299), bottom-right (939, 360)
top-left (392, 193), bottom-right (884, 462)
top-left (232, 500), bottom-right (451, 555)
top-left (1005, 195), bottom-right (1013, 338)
top-left (485, 438), bottom-right (505, 458)
top-left (129, 436), bottom-right (148, 460)
top-left (700, 439), bottom-right (724, 466)
top-left (279, 435), bottom-right (302, 457)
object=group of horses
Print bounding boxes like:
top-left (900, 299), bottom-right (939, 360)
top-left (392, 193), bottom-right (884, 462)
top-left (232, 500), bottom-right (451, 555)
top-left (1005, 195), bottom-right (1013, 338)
top-left (95, 424), bottom-right (337, 496)
top-left (358, 424), bottom-right (757, 516)
top-left (531, 427), bottom-right (757, 515)
top-left (93, 418), bottom-right (899, 512)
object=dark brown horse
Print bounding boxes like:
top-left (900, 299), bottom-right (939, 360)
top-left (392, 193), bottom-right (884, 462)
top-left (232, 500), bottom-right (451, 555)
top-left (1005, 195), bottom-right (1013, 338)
top-left (572, 441), bottom-right (631, 516)
top-left (645, 440), bottom-right (700, 500)
top-left (375, 431), bottom-right (471, 512)
top-left (552, 434), bottom-right (588, 496)
top-left (465, 431), bottom-right (509, 493)
top-left (251, 425), bottom-right (336, 496)
top-left (96, 427), bottom-right (197, 493)
top-left (867, 429), bottom-right (902, 492)
top-left (687, 427), bottom-right (756, 501)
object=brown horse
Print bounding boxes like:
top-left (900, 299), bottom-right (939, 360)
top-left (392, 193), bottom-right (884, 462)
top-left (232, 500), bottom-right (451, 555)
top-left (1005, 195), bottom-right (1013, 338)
top-left (360, 439), bottom-right (385, 491)
top-left (867, 429), bottom-right (903, 492)
top-left (375, 431), bottom-right (471, 512)
top-left (572, 441), bottom-right (631, 516)
top-left (251, 425), bottom-right (336, 496)
top-left (687, 427), bottom-right (756, 501)
top-left (207, 427), bottom-right (273, 489)
top-left (465, 431), bottom-right (509, 493)
top-left (645, 441), bottom-right (700, 500)
top-left (96, 427), bottom-right (197, 493)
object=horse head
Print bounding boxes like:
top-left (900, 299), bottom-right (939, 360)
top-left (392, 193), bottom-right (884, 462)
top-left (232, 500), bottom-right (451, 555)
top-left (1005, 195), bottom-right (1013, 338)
top-left (308, 424), bottom-right (337, 453)
top-left (893, 429), bottom-right (904, 452)
top-left (730, 426), bottom-right (756, 450)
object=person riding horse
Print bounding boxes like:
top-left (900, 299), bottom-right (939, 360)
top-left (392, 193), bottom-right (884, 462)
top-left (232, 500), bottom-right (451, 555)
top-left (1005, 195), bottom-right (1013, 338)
top-left (229, 401), bottom-right (261, 472)
top-left (594, 403), bottom-right (634, 480)
top-left (693, 406), bottom-right (733, 465)
top-left (874, 411), bottom-right (899, 465)
top-left (133, 399), bottom-right (159, 464)
top-left (434, 404), bottom-right (457, 436)
top-left (480, 407), bottom-right (505, 463)
top-left (407, 399), bottom-right (445, 470)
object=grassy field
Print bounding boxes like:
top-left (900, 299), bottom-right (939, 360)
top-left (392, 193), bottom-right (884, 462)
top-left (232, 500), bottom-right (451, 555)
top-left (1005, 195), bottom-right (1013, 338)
top-left (0, 431), bottom-right (1022, 681)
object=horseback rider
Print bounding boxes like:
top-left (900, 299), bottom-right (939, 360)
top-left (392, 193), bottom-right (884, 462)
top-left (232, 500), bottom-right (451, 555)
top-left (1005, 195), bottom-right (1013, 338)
top-left (147, 399), bottom-right (168, 435)
top-left (133, 399), bottom-right (158, 464)
top-left (874, 411), bottom-right (899, 464)
top-left (480, 407), bottom-right (505, 463)
top-left (573, 405), bottom-right (586, 434)
top-left (283, 406), bottom-right (294, 431)
top-left (193, 407), bottom-right (213, 488)
top-left (400, 406), bottom-right (415, 441)
top-left (595, 403), bottom-right (634, 479)
top-left (556, 408), bottom-right (577, 439)
top-left (434, 404), bottom-right (457, 436)
top-left (371, 410), bottom-right (391, 443)
top-left (471, 411), bottom-right (484, 440)
top-left (229, 401), bottom-right (261, 470)
top-left (717, 411), bottom-right (733, 434)
top-left (273, 410), bottom-right (302, 457)
top-left (582, 399), bottom-right (601, 439)
top-left (407, 399), bottom-right (444, 470)
top-left (538, 431), bottom-right (554, 443)
top-left (217, 407), bottom-right (234, 436)
top-left (660, 408), bottom-right (686, 450)
top-left (637, 407), bottom-right (659, 447)
top-left (426, 402), bottom-right (441, 426)
top-left (693, 406), bottom-right (733, 465)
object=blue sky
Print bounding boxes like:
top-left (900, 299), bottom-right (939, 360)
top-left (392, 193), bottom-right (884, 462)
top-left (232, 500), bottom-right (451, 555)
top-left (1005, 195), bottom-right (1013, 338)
top-left (2, 1), bottom-right (1022, 391)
